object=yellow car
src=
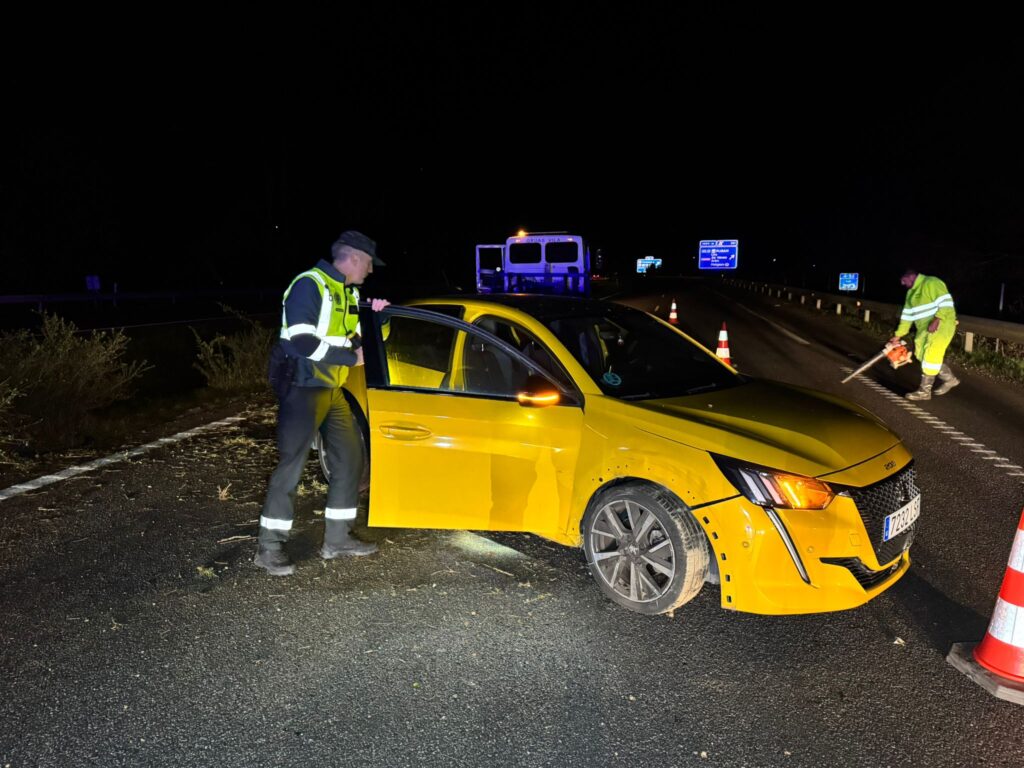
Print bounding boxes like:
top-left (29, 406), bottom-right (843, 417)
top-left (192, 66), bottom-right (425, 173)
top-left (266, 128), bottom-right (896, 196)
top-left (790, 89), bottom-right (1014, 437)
top-left (321, 295), bottom-right (919, 616)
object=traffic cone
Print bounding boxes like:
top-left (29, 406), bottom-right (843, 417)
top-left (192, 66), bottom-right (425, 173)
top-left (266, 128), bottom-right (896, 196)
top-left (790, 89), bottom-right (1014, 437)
top-left (947, 507), bottom-right (1024, 704)
top-left (668, 300), bottom-right (678, 324)
top-left (716, 323), bottom-right (731, 366)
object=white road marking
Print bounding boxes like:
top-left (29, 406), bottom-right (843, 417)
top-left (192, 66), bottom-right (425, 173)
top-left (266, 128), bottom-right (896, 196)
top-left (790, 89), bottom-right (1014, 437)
top-left (0, 416), bottom-right (245, 503)
top-left (840, 367), bottom-right (1022, 483)
top-left (735, 304), bottom-right (811, 345)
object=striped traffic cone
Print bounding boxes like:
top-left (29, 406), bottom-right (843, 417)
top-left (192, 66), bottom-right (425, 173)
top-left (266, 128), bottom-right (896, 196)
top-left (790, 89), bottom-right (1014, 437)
top-left (716, 323), bottom-right (731, 366)
top-left (947, 507), bottom-right (1024, 704)
top-left (668, 300), bottom-right (678, 324)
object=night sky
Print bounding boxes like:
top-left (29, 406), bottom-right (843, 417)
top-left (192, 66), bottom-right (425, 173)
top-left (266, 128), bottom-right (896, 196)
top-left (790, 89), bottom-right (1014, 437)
top-left (3, 7), bottom-right (1021, 314)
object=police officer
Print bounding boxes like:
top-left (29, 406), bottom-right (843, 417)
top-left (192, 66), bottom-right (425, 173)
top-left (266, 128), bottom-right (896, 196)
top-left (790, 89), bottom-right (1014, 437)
top-left (255, 230), bottom-right (390, 576)
top-left (889, 267), bottom-right (960, 401)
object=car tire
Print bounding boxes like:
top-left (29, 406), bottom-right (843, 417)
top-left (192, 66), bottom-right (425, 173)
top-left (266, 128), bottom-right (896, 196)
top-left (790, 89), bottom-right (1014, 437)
top-left (314, 405), bottom-right (370, 494)
top-left (582, 483), bottom-right (709, 615)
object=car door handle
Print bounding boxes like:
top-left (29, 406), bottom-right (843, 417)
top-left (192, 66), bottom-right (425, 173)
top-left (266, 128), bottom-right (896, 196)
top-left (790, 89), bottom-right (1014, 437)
top-left (379, 423), bottom-right (432, 440)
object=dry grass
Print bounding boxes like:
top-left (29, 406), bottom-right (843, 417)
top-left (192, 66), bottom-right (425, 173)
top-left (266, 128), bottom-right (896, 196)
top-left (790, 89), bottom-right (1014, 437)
top-left (0, 314), bottom-right (150, 451)
top-left (192, 306), bottom-right (276, 391)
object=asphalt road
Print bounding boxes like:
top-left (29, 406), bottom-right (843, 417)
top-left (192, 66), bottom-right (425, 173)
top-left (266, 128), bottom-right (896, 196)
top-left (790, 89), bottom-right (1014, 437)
top-left (2, 280), bottom-right (1023, 767)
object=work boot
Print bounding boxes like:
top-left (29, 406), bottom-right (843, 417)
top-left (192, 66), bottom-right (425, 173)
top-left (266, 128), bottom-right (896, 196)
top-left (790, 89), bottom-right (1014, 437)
top-left (321, 523), bottom-right (378, 558)
top-left (933, 364), bottom-right (960, 396)
top-left (254, 547), bottom-right (295, 576)
top-left (905, 374), bottom-right (936, 401)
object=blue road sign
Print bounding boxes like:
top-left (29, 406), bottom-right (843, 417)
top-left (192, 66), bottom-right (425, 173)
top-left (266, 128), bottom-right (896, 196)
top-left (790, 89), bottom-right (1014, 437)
top-left (636, 257), bottom-right (663, 274)
top-left (699, 240), bottom-right (738, 270)
top-left (839, 273), bottom-right (859, 291)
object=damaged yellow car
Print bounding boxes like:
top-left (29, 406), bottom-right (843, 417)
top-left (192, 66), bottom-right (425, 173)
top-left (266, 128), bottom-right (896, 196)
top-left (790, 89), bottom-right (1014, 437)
top-left (318, 295), bottom-right (919, 616)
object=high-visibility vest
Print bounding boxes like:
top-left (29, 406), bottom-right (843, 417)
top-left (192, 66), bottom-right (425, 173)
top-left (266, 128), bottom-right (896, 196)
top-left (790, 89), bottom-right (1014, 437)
top-left (894, 274), bottom-right (956, 339)
top-left (280, 267), bottom-right (361, 387)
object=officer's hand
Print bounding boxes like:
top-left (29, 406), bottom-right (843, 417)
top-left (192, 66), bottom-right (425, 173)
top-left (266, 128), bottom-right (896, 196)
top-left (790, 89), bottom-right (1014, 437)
top-left (370, 298), bottom-right (391, 312)
top-left (354, 347), bottom-right (365, 366)
top-left (888, 336), bottom-right (902, 346)
top-left (927, 318), bottom-right (940, 333)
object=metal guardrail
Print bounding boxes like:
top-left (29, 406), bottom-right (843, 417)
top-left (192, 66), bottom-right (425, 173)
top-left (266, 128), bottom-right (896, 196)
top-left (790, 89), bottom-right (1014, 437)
top-left (725, 279), bottom-right (1024, 351)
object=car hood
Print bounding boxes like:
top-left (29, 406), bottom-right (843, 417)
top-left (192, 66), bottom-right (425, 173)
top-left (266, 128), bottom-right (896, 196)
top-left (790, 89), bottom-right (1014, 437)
top-left (626, 379), bottom-right (900, 477)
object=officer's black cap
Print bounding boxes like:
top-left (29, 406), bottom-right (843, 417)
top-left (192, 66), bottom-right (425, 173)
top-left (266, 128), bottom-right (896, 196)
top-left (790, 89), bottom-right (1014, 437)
top-left (334, 230), bottom-right (385, 266)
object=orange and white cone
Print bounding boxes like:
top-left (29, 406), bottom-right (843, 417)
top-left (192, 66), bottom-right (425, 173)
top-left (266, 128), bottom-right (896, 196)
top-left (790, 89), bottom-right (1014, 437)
top-left (668, 300), bottom-right (678, 324)
top-left (716, 323), bottom-right (731, 366)
top-left (974, 509), bottom-right (1024, 681)
top-left (947, 507), bottom-right (1024, 704)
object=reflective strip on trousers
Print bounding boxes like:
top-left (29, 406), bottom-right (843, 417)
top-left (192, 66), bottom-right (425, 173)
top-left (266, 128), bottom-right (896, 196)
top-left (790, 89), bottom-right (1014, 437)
top-left (260, 516), bottom-right (293, 531)
top-left (325, 507), bottom-right (357, 521)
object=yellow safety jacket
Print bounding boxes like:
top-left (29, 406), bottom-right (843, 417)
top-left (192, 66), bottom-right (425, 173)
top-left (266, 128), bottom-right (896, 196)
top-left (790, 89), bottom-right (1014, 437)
top-left (279, 261), bottom-right (362, 387)
top-left (894, 274), bottom-right (957, 376)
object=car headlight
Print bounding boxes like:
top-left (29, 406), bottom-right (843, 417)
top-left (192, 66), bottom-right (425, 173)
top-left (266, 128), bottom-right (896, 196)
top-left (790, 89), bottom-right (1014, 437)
top-left (712, 455), bottom-right (835, 510)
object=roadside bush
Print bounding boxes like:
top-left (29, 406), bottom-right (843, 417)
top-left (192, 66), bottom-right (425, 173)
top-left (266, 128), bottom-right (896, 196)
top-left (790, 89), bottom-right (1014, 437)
top-left (0, 379), bottom-right (19, 464)
top-left (0, 313), bottom-right (150, 450)
top-left (193, 308), bottom-right (275, 391)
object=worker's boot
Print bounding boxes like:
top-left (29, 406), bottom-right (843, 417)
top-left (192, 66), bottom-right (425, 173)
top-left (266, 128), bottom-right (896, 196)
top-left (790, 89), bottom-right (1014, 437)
top-left (933, 364), bottom-right (960, 396)
top-left (905, 374), bottom-right (936, 401)
top-left (321, 521), bottom-right (378, 559)
top-left (254, 546), bottom-right (295, 576)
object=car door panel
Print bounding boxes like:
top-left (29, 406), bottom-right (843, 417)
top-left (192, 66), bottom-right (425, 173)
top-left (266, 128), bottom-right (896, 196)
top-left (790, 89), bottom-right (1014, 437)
top-left (362, 306), bottom-right (584, 536)
top-left (368, 388), bottom-right (582, 534)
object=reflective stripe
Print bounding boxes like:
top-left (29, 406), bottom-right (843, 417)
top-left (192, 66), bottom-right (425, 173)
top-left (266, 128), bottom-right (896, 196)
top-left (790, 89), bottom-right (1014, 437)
top-left (325, 507), bottom-right (357, 520)
top-left (922, 361), bottom-right (942, 375)
top-left (321, 334), bottom-right (353, 348)
top-left (259, 516), bottom-right (293, 531)
top-left (309, 340), bottom-right (331, 361)
top-left (987, 597), bottom-right (1024, 647)
top-left (901, 293), bottom-right (955, 320)
top-left (281, 323), bottom-right (319, 340)
top-left (316, 283), bottom-right (333, 336)
top-left (1009, 529), bottom-right (1024, 574)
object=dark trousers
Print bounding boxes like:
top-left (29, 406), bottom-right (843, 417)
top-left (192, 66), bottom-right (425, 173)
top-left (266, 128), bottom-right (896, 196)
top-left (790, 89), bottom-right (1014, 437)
top-left (259, 386), bottom-right (363, 550)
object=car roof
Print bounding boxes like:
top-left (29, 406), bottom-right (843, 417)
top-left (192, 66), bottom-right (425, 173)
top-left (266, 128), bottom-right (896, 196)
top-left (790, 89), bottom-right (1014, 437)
top-left (414, 293), bottom-right (629, 321)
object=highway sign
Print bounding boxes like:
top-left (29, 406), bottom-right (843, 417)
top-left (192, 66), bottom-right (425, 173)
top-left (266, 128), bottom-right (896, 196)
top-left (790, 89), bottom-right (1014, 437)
top-left (839, 273), bottom-right (859, 291)
top-left (699, 240), bottom-right (738, 270)
top-left (636, 257), bottom-right (663, 274)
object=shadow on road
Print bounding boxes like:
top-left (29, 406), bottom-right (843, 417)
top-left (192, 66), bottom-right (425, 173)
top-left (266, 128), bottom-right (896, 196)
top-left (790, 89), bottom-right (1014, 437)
top-left (872, 569), bottom-right (990, 655)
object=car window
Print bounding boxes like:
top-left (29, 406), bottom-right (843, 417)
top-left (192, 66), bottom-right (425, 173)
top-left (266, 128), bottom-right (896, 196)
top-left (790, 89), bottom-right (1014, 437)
top-left (473, 315), bottom-right (574, 392)
top-left (382, 315), bottom-right (457, 390)
top-left (381, 312), bottom-right (538, 399)
top-left (543, 305), bottom-right (742, 400)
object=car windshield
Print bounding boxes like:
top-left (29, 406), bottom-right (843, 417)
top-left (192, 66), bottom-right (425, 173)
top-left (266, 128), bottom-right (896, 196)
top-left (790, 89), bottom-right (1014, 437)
top-left (538, 303), bottom-right (743, 400)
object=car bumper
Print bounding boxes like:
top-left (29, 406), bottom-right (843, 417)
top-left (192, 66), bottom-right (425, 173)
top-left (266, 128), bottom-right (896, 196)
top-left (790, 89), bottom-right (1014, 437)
top-left (698, 492), bottom-right (912, 615)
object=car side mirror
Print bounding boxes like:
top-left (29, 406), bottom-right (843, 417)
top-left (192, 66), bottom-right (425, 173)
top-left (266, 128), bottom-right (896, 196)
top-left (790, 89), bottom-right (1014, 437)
top-left (516, 374), bottom-right (561, 408)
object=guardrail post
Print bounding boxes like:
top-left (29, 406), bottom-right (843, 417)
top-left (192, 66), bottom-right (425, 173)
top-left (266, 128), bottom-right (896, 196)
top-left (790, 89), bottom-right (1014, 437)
top-left (965, 331), bottom-right (974, 354)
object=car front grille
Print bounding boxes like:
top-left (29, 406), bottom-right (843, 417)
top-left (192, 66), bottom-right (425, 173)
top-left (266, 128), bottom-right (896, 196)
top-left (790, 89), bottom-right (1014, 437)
top-left (842, 463), bottom-right (920, 566)
top-left (820, 556), bottom-right (904, 590)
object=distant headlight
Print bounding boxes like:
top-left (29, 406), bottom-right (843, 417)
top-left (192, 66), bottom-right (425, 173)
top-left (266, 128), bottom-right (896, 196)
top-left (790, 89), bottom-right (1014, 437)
top-left (712, 455), bottom-right (835, 510)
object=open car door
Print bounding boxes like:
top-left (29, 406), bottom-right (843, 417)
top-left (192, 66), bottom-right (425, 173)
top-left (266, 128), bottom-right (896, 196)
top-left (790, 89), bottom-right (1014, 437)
top-left (360, 306), bottom-right (585, 539)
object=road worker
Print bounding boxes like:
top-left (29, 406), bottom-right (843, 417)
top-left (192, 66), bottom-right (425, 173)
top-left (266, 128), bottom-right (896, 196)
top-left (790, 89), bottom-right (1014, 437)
top-left (889, 267), bottom-right (960, 401)
top-left (255, 230), bottom-right (390, 576)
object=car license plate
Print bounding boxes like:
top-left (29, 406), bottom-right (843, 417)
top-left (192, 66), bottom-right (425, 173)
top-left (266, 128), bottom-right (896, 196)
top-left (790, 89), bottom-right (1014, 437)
top-left (882, 494), bottom-right (921, 542)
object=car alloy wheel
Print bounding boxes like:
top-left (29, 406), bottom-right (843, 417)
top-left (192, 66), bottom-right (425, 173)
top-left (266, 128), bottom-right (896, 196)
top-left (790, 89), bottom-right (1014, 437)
top-left (583, 484), bottom-right (709, 614)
